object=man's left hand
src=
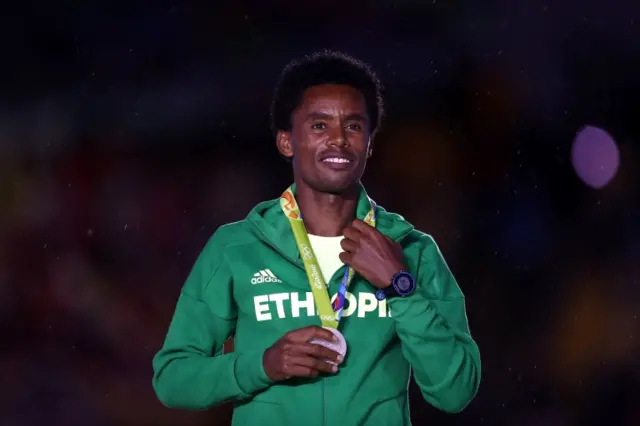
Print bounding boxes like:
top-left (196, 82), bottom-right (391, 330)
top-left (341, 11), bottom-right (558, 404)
top-left (339, 219), bottom-right (407, 289)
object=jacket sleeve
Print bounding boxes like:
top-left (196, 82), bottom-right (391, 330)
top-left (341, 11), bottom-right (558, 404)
top-left (152, 232), bottom-right (273, 410)
top-left (387, 235), bottom-right (481, 413)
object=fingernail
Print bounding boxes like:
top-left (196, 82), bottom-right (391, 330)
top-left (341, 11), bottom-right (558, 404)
top-left (337, 355), bottom-right (344, 363)
top-left (332, 365), bottom-right (338, 373)
top-left (333, 335), bottom-right (339, 342)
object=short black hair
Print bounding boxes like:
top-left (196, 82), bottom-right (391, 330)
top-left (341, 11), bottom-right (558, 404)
top-left (270, 49), bottom-right (384, 138)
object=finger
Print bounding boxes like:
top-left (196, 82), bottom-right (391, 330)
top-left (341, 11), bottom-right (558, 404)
top-left (284, 361), bottom-right (337, 378)
top-left (294, 342), bottom-right (343, 364)
top-left (287, 354), bottom-right (338, 375)
top-left (350, 219), bottom-right (371, 233)
top-left (283, 364), bottom-right (321, 378)
top-left (339, 251), bottom-right (352, 265)
top-left (286, 325), bottom-right (337, 343)
top-left (342, 225), bottom-right (361, 241)
top-left (340, 237), bottom-right (358, 253)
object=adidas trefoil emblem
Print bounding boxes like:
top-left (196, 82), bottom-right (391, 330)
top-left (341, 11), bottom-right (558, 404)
top-left (251, 269), bottom-right (282, 284)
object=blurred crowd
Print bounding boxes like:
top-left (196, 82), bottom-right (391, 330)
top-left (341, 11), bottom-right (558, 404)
top-left (2, 2), bottom-right (640, 425)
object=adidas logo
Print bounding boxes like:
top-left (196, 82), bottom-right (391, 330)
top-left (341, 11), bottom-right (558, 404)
top-left (251, 269), bottom-right (282, 284)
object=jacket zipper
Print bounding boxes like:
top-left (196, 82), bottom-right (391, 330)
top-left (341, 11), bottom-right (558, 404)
top-left (323, 377), bottom-right (327, 426)
top-left (321, 272), bottom-right (338, 426)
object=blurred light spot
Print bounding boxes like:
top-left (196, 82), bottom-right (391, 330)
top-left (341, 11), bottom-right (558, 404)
top-left (571, 126), bottom-right (619, 189)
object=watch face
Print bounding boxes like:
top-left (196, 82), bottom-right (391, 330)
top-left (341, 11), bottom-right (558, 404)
top-left (396, 275), bottom-right (412, 292)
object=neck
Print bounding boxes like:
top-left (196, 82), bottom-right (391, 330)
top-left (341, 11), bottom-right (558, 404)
top-left (295, 182), bottom-right (359, 237)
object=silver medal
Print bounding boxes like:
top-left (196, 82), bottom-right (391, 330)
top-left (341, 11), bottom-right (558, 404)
top-left (309, 327), bottom-right (347, 365)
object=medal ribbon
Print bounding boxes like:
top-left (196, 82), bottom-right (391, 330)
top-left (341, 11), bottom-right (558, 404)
top-left (280, 186), bottom-right (376, 329)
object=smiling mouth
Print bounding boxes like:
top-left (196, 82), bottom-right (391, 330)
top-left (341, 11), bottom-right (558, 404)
top-left (321, 157), bottom-right (352, 164)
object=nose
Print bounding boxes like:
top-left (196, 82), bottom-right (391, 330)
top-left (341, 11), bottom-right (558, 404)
top-left (327, 125), bottom-right (348, 148)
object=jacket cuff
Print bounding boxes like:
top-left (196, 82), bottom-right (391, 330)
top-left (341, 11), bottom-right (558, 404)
top-left (234, 349), bottom-right (273, 396)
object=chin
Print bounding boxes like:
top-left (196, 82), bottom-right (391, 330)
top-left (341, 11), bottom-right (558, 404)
top-left (312, 177), bottom-right (359, 195)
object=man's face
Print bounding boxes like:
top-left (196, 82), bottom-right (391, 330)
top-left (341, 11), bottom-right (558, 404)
top-left (277, 84), bottom-right (372, 194)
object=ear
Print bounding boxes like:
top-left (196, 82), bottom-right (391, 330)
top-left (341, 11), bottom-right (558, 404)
top-left (367, 137), bottom-right (373, 158)
top-left (276, 131), bottom-right (294, 159)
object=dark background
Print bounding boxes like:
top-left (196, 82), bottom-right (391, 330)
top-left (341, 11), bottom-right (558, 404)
top-left (2, 1), bottom-right (639, 425)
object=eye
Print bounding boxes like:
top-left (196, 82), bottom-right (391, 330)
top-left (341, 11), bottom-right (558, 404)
top-left (347, 123), bottom-right (363, 131)
top-left (311, 122), bottom-right (327, 130)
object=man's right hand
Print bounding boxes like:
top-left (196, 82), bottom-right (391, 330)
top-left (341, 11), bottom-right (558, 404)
top-left (262, 325), bottom-right (344, 381)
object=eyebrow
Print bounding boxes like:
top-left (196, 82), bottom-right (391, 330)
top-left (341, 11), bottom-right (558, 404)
top-left (306, 112), bottom-right (368, 122)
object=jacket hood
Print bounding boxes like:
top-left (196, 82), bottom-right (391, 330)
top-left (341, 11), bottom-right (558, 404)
top-left (246, 183), bottom-right (415, 266)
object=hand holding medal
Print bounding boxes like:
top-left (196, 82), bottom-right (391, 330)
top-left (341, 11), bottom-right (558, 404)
top-left (308, 327), bottom-right (347, 365)
top-left (263, 325), bottom-right (344, 380)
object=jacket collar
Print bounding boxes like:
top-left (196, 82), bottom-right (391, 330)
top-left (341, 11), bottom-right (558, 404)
top-left (247, 183), bottom-right (415, 267)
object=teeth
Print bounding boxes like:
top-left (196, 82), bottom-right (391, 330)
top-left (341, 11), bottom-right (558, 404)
top-left (323, 157), bottom-right (350, 163)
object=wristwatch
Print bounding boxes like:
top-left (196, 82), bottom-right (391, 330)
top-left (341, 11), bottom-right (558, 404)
top-left (375, 270), bottom-right (416, 300)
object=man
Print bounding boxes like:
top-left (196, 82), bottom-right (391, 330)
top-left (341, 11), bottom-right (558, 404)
top-left (152, 50), bottom-right (481, 425)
